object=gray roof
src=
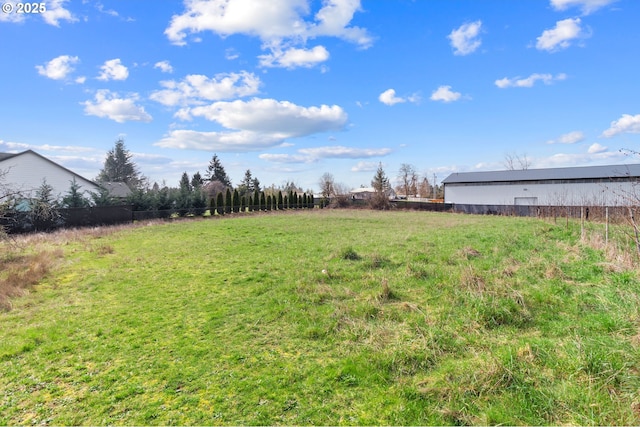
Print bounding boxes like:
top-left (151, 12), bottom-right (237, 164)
top-left (442, 164), bottom-right (640, 184)
top-left (0, 152), bottom-right (18, 161)
top-left (101, 182), bottom-right (133, 198)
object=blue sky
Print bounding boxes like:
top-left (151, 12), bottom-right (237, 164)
top-left (1, 0), bottom-right (639, 191)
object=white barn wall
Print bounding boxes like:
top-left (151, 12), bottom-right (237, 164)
top-left (445, 181), bottom-right (638, 206)
top-left (1, 151), bottom-right (100, 200)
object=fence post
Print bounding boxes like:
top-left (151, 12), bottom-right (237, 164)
top-left (580, 206), bottom-right (585, 241)
top-left (605, 206), bottom-right (609, 246)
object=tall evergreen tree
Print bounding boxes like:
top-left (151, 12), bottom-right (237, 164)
top-left (191, 171), bottom-right (204, 189)
top-left (30, 179), bottom-right (61, 227)
top-left (252, 177), bottom-right (261, 193)
top-left (260, 192), bottom-right (266, 211)
top-left (224, 188), bottom-right (232, 214)
top-left (238, 169), bottom-right (254, 196)
top-left (61, 178), bottom-right (90, 208)
top-left (190, 172), bottom-right (206, 212)
top-left (204, 154), bottom-right (232, 188)
top-left (253, 190), bottom-right (264, 211)
top-left (177, 172), bottom-right (192, 214)
top-left (233, 189), bottom-right (240, 213)
top-left (96, 138), bottom-right (143, 189)
top-left (216, 192), bottom-right (224, 215)
top-left (371, 163), bottom-right (391, 210)
top-left (90, 187), bottom-right (114, 207)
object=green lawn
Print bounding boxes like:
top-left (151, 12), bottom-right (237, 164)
top-left (1, 210), bottom-right (639, 425)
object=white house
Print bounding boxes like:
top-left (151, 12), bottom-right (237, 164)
top-left (350, 187), bottom-right (397, 200)
top-left (442, 164), bottom-right (640, 206)
top-left (0, 150), bottom-right (102, 201)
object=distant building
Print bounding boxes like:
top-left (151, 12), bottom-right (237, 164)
top-left (442, 164), bottom-right (640, 206)
top-left (100, 182), bottom-right (133, 201)
top-left (349, 187), bottom-right (397, 200)
top-left (0, 150), bottom-right (101, 200)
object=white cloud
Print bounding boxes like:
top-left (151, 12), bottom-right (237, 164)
top-left (546, 131), bottom-right (585, 144)
top-left (259, 153), bottom-right (312, 163)
top-left (35, 55), bottom-right (79, 80)
top-left (155, 130), bottom-right (286, 152)
top-left (178, 98), bottom-right (348, 137)
top-left (601, 114), bottom-right (640, 138)
top-left (95, 2), bottom-right (119, 17)
top-left (587, 142), bottom-right (607, 153)
top-left (97, 59), bottom-right (129, 81)
top-left (154, 60), bottom-right (174, 73)
top-left (430, 85), bottom-right (461, 103)
top-left (166, 0), bottom-right (371, 46)
top-left (164, 0), bottom-right (372, 68)
top-left (259, 146), bottom-right (391, 164)
top-left (0, 140), bottom-right (96, 153)
top-left (379, 89), bottom-right (404, 106)
top-left (351, 161), bottom-right (378, 172)
top-left (550, 0), bottom-right (617, 14)
top-left (448, 21), bottom-right (482, 56)
top-left (150, 71), bottom-right (261, 107)
top-left (495, 73), bottom-right (567, 88)
top-left (42, 0), bottom-right (77, 26)
top-left (225, 48), bottom-right (240, 60)
top-left (157, 98), bottom-right (348, 152)
top-left (259, 45), bottom-right (329, 69)
top-left (298, 146), bottom-right (391, 159)
top-left (82, 90), bottom-right (152, 123)
top-left (378, 88), bottom-right (420, 106)
top-left (537, 149), bottom-right (624, 168)
top-left (536, 18), bottom-right (586, 52)
top-left (307, 0), bottom-right (372, 47)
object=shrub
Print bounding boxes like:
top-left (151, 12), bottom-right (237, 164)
top-left (224, 189), bottom-right (232, 214)
top-left (233, 189), bottom-right (240, 213)
top-left (216, 192), bottom-right (224, 215)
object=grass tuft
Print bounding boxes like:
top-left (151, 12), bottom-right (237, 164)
top-left (339, 246), bottom-right (361, 260)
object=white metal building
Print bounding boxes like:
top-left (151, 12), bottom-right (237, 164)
top-left (442, 164), bottom-right (640, 206)
top-left (0, 150), bottom-right (101, 200)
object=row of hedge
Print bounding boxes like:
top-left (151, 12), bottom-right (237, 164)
top-left (209, 190), bottom-right (317, 215)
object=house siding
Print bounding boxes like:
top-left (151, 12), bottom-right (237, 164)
top-left (0, 151), bottom-right (100, 200)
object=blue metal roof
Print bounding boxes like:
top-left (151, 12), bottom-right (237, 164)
top-left (442, 164), bottom-right (640, 184)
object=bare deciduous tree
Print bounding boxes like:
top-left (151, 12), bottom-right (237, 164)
top-left (397, 163), bottom-right (418, 198)
top-left (504, 152), bottom-right (531, 170)
top-left (318, 173), bottom-right (336, 199)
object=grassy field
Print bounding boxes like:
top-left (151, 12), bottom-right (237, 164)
top-left (1, 209), bottom-right (639, 425)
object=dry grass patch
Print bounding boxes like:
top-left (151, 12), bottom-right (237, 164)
top-left (460, 265), bottom-right (486, 295)
top-left (0, 249), bottom-right (64, 311)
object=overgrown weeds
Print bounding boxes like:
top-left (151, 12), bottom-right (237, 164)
top-left (0, 249), bottom-right (63, 311)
